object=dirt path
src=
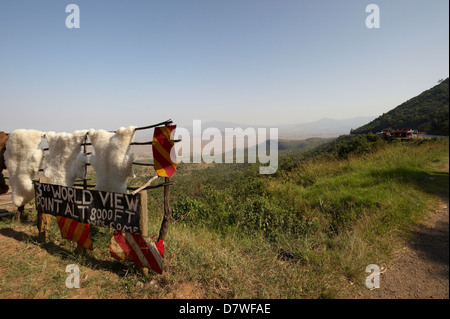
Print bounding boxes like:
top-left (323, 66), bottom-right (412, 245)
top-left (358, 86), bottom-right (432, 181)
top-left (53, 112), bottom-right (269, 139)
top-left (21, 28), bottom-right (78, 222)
top-left (358, 157), bottom-right (449, 299)
top-left (0, 191), bottom-right (12, 206)
top-left (0, 191), bottom-right (15, 217)
top-left (361, 199), bottom-right (449, 299)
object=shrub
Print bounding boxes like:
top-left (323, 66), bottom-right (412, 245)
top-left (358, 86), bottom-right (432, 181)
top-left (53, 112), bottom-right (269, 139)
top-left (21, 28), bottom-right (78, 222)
top-left (336, 134), bottom-right (386, 159)
top-left (172, 197), bottom-right (209, 222)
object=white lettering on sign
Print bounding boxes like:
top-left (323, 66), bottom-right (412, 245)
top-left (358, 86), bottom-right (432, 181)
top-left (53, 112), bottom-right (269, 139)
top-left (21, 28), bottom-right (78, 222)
top-left (34, 182), bottom-right (142, 234)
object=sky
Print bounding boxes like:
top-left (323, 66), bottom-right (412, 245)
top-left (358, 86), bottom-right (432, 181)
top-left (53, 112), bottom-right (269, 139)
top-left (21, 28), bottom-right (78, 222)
top-left (0, 0), bottom-right (448, 133)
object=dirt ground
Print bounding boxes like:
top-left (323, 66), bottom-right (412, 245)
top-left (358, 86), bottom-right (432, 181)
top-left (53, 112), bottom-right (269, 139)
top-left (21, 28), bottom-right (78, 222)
top-left (0, 191), bottom-right (12, 205)
top-left (359, 160), bottom-right (449, 299)
top-left (0, 191), bottom-right (203, 299)
top-left (359, 198), bottom-right (449, 299)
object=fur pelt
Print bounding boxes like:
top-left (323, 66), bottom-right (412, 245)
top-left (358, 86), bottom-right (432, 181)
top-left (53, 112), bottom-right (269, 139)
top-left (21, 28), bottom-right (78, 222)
top-left (89, 126), bottom-right (136, 193)
top-left (0, 131), bottom-right (10, 195)
top-left (44, 130), bottom-right (88, 186)
top-left (4, 129), bottom-right (44, 206)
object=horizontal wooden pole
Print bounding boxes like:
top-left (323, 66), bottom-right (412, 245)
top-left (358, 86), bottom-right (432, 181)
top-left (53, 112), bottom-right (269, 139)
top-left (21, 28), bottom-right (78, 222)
top-left (0, 202), bottom-right (13, 207)
top-left (71, 181), bottom-right (176, 190)
top-left (72, 183), bottom-right (96, 188)
top-left (0, 120), bottom-right (173, 137)
top-left (132, 162), bottom-right (154, 166)
top-left (131, 141), bottom-right (153, 145)
top-left (42, 139), bottom-right (180, 151)
top-left (39, 161), bottom-right (153, 172)
top-left (127, 181), bottom-right (176, 191)
top-left (134, 119), bottom-right (173, 131)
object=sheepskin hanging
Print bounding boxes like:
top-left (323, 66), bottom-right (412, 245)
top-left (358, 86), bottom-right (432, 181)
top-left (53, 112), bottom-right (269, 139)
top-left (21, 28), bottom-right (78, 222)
top-left (89, 126), bottom-right (136, 194)
top-left (44, 130), bottom-right (88, 187)
top-left (4, 129), bottom-right (44, 207)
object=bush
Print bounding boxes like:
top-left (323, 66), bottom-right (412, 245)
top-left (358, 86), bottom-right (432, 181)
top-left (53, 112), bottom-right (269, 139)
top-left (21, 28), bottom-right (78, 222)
top-left (336, 134), bottom-right (385, 159)
top-left (172, 197), bottom-right (209, 222)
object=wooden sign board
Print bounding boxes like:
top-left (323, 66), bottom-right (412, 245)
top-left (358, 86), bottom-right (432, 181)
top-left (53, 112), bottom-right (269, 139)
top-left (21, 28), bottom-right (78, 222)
top-left (33, 181), bottom-right (143, 235)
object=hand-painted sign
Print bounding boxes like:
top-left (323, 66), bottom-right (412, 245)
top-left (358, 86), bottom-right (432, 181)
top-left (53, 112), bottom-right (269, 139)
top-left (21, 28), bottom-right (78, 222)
top-left (152, 125), bottom-right (177, 177)
top-left (33, 181), bottom-right (143, 234)
top-left (56, 216), bottom-right (93, 250)
top-left (110, 230), bottom-right (165, 274)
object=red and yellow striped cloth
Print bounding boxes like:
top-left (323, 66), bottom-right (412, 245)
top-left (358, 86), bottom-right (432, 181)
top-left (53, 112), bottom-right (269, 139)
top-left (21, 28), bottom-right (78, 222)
top-left (110, 230), bottom-right (165, 274)
top-left (56, 216), bottom-right (93, 250)
top-left (152, 125), bottom-right (177, 177)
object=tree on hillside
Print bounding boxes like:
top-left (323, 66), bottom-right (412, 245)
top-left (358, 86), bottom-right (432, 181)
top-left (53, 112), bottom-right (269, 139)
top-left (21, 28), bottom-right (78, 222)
top-left (352, 78), bottom-right (449, 135)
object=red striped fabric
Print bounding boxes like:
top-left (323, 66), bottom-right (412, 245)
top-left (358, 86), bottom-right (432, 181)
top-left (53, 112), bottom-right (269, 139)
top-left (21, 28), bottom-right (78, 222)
top-left (109, 230), bottom-right (165, 274)
top-left (56, 216), bottom-right (93, 250)
top-left (152, 125), bottom-right (177, 177)
top-left (77, 223), bottom-right (91, 248)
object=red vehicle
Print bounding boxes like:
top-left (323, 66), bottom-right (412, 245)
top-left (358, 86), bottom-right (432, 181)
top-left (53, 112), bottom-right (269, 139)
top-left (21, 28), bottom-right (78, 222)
top-left (380, 129), bottom-right (424, 140)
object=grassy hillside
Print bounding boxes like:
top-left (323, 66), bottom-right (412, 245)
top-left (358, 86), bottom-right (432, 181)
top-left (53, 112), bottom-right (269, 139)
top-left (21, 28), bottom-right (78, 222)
top-left (276, 133), bottom-right (387, 173)
top-left (352, 78), bottom-right (449, 135)
top-left (1, 137), bottom-right (447, 299)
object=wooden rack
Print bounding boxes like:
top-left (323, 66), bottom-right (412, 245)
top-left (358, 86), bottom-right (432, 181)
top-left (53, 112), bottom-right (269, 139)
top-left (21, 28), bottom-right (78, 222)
top-left (32, 120), bottom-right (177, 259)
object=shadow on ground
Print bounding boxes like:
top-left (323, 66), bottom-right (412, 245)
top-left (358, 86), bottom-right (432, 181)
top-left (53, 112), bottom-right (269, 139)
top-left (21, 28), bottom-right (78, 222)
top-left (369, 168), bottom-right (449, 201)
top-left (369, 167), bottom-right (449, 273)
top-left (0, 226), bottom-right (144, 278)
top-left (412, 212), bottom-right (449, 277)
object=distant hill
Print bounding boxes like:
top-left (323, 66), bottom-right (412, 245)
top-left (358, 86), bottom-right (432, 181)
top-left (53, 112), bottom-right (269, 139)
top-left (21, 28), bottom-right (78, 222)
top-left (276, 137), bottom-right (334, 152)
top-left (352, 78), bottom-right (449, 135)
top-left (229, 137), bottom-right (334, 162)
top-left (181, 117), bottom-right (376, 140)
top-left (276, 116), bottom-right (376, 138)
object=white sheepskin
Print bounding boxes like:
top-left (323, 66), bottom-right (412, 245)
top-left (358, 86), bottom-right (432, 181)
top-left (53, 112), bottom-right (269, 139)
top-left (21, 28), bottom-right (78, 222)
top-left (89, 126), bottom-right (136, 193)
top-left (4, 129), bottom-right (44, 207)
top-left (44, 130), bottom-right (88, 187)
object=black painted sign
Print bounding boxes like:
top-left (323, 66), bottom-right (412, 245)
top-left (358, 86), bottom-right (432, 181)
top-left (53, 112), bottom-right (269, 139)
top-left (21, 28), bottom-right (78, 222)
top-left (33, 181), bottom-right (142, 234)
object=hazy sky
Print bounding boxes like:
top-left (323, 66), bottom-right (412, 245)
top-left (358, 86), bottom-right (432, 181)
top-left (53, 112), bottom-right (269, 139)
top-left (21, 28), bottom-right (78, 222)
top-left (0, 0), bottom-right (448, 133)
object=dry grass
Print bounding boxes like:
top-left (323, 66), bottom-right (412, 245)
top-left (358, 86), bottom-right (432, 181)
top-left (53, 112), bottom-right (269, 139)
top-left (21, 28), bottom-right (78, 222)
top-left (0, 139), bottom-right (448, 299)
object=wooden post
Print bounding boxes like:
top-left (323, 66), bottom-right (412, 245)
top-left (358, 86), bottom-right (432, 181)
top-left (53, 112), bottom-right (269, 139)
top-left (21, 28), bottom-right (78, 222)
top-left (13, 205), bottom-right (25, 223)
top-left (37, 177), bottom-right (51, 242)
top-left (82, 134), bottom-right (88, 190)
top-left (139, 189), bottom-right (148, 237)
top-left (76, 135), bottom-right (89, 256)
top-left (37, 210), bottom-right (51, 243)
top-left (158, 177), bottom-right (171, 242)
top-left (139, 189), bottom-right (149, 275)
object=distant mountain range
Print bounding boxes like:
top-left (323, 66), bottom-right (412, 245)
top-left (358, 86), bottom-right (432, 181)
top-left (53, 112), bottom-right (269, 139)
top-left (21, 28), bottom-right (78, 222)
top-left (275, 117), bottom-right (376, 138)
top-left (132, 117), bottom-right (366, 159)
top-left (180, 116), bottom-right (376, 140)
top-left (132, 77), bottom-right (450, 161)
top-left (352, 78), bottom-right (449, 135)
